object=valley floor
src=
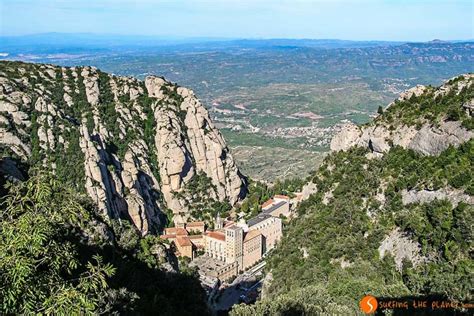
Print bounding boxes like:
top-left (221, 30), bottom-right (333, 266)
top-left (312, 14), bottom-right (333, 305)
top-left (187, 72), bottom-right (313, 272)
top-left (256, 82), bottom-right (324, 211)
top-left (231, 146), bottom-right (325, 182)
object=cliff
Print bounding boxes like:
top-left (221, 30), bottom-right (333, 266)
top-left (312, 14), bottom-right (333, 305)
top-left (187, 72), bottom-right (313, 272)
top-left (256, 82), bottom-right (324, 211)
top-left (331, 74), bottom-right (474, 156)
top-left (0, 61), bottom-right (246, 234)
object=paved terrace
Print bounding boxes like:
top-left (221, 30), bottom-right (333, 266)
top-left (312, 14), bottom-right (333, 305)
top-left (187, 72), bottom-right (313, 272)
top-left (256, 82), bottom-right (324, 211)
top-left (190, 255), bottom-right (232, 277)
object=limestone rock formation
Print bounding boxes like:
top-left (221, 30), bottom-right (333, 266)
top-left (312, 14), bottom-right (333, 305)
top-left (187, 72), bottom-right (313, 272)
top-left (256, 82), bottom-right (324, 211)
top-left (331, 74), bottom-right (474, 156)
top-left (329, 123), bottom-right (361, 152)
top-left (378, 228), bottom-right (427, 272)
top-left (0, 61), bottom-right (246, 234)
top-left (401, 188), bottom-right (474, 207)
top-left (331, 120), bottom-right (472, 156)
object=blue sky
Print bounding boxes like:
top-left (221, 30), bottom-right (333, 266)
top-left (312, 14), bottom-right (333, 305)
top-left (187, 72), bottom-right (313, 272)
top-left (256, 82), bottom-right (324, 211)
top-left (1, 0), bottom-right (473, 41)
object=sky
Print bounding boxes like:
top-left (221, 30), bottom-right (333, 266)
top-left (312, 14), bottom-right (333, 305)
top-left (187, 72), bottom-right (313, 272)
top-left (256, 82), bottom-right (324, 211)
top-left (0, 0), bottom-right (473, 41)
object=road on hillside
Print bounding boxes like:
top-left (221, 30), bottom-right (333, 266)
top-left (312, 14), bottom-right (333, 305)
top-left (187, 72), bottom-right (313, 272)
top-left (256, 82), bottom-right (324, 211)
top-left (211, 261), bottom-right (266, 313)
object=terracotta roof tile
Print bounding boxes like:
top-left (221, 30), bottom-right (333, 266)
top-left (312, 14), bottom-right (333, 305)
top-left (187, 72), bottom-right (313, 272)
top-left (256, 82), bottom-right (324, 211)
top-left (206, 231), bottom-right (226, 242)
top-left (224, 221), bottom-right (235, 228)
top-left (186, 221), bottom-right (205, 227)
top-left (160, 234), bottom-right (176, 239)
top-left (261, 199), bottom-right (274, 209)
top-left (177, 237), bottom-right (192, 247)
top-left (274, 194), bottom-right (290, 200)
top-left (165, 227), bottom-right (188, 236)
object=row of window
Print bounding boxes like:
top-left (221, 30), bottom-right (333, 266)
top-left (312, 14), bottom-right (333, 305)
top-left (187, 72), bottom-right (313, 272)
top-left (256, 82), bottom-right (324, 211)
top-left (245, 244), bottom-right (261, 252)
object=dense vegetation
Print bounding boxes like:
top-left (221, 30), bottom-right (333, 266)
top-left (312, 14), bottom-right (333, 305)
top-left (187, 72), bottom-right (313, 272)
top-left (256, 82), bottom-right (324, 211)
top-left (232, 142), bottom-right (473, 313)
top-left (0, 171), bottom-right (209, 315)
top-left (375, 75), bottom-right (474, 130)
top-left (174, 172), bottom-right (233, 224)
top-left (0, 171), bottom-right (115, 313)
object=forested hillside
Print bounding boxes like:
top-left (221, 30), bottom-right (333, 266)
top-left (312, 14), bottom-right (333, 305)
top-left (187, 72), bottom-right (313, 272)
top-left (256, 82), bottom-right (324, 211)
top-left (232, 74), bottom-right (473, 315)
top-left (0, 171), bottom-right (209, 315)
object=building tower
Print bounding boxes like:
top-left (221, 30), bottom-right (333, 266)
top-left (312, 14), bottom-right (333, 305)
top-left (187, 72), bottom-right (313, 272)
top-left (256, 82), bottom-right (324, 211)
top-left (215, 212), bottom-right (223, 230)
top-left (225, 226), bottom-right (244, 270)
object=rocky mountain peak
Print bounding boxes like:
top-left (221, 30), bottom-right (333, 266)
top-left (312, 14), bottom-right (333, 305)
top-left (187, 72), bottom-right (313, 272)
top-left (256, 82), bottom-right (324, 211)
top-left (0, 61), bottom-right (246, 234)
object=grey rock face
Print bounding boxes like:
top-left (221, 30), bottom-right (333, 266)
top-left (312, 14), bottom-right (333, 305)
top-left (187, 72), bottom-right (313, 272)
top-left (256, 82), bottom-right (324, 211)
top-left (330, 75), bottom-right (474, 156)
top-left (407, 121), bottom-right (473, 155)
top-left (329, 123), bottom-right (361, 152)
top-left (300, 181), bottom-right (318, 201)
top-left (401, 188), bottom-right (474, 207)
top-left (146, 79), bottom-right (246, 216)
top-left (379, 228), bottom-right (427, 272)
top-left (0, 62), bottom-right (246, 234)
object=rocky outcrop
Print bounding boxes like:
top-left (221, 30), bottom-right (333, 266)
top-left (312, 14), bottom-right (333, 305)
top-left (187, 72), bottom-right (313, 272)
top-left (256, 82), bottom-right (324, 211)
top-left (385, 84), bottom-right (427, 109)
top-left (146, 78), bottom-right (246, 216)
top-left (331, 120), bottom-right (473, 156)
top-left (407, 121), bottom-right (473, 155)
top-left (378, 228), bottom-right (427, 272)
top-left (179, 87), bottom-right (244, 204)
top-left (329, 123), bottom-right (361, 152)
top-left (300, 181), bottom-right (318, 201)
top-left (0, 61), bottom-right (246, 234)
top-left (402, 188), bottom-right (474, 207)
top-left (330, 74), bottom-right (474, 156)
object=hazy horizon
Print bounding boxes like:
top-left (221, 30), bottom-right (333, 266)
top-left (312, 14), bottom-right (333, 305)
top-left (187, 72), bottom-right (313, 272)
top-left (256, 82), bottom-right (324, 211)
top-left (1, 0), bottom-right (472, 41)
top-left (0, 32), bottom-right (474, 43)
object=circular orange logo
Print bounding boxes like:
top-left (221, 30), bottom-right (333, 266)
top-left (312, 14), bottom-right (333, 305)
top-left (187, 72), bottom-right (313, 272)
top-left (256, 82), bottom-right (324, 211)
top-left (360, 295), bottom-right (378, 314)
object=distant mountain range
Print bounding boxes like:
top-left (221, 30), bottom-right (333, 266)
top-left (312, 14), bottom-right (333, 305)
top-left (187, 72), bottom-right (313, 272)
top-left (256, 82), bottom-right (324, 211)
top-left (2, 34), bottom-right (473, 183)
top-left (1, 32), bottom-right (472, 55)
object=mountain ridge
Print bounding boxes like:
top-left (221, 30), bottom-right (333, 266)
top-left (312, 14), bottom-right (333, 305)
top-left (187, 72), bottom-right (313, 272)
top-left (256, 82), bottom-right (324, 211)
top-left (0, 61), bottom-right (246, 234)
top-left (331, 74), bottom-right (474, 156)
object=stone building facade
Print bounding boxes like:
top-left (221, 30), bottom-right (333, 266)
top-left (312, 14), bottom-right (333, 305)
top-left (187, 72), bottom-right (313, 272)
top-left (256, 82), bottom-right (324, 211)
top-left (202, 210), bottom-right (282, 276)
top-left (225, 226), bottom-right (244, 268)
top-left (160, 221), bottom-right (208, 260)
top-left (243, 230), bottom-right (263, 270)
top-left (204, 231), bottom-right (227, 261)
top-left (163, 199), bottom-right (284, 280)
top-left (247, 214), bottom-right (282, 253)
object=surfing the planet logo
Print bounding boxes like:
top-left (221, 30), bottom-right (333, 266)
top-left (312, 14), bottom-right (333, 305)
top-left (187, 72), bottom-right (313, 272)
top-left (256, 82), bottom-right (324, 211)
top-left (360, 295), bottom-right (378, 314)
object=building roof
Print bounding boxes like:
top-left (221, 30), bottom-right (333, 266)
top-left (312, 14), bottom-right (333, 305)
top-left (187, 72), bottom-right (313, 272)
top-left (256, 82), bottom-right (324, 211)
top-left (262, 200), bottom-right (287, 215)
top-left (261, 199), bottom-right (274, 209)
top-left (188, 235), bottom-right (203, 240)
top-left (224, 220), bottom-right (235, 228)
top-left (247, 213), bottom-right (273, 227)
top-left (206, 231), bottom-right (226, 242)
top-left (165, 227), bottom-right (188, 236)
top-left (160, 234), bottom-right (177, 240)
top-left (186, 221), bottom-right (205, 227)
top-left (176, 236), bottom-right (192, 247)
top-left (244, 230), bottom-right (262, 242)
top-left (226, 225), bottom-right (242, 232)
top-left (274, 194), bottom-right (290, 200)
